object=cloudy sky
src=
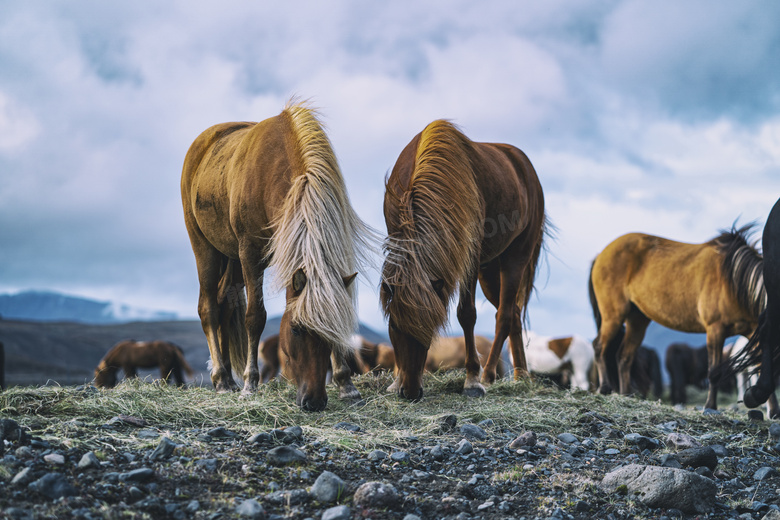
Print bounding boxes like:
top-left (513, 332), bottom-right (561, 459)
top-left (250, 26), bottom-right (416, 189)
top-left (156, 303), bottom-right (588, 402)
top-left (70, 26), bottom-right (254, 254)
top-left (1, 1), bottom-right (780, 340)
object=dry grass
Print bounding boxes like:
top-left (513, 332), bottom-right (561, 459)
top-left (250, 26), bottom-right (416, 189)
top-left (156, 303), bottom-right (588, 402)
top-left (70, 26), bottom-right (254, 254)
top-left (0, 371), bottom-right (760, 455)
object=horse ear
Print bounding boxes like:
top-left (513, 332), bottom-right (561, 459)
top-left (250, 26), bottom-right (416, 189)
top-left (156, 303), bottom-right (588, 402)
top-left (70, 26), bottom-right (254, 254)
top-left (431, 279), bottom-right (445, 295)
top-left (343, 272), bottom-right (358, 288)
top-left (292, 268), bottom-right (307, 294)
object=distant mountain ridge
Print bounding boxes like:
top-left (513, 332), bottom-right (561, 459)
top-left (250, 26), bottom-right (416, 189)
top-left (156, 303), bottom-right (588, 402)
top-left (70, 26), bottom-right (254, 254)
top-left (0, 290), bottom-right (178, 324)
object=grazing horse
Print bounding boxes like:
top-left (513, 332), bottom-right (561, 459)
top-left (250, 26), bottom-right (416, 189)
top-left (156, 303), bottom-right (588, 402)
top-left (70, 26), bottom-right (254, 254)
top-left (665, 343), bottom-right (709, 405)
top-left (259, 333), bottom-right (371, 383)
top-left (94, 340), bottom-right (194, 388)
top-left (181, 101), bottom-right (371, 411)
top-left (353, 337), bottom-right (396, 373)
top-left (717, 199), bottom-right (780, 415)
top-left (589, 226), bottom-right (764, 410)
top-left (380, 120), bottom-right (546, 400)
top-left (425, 335), bottom-right (509, 378)
top-left (521, 332), bottom-right (593, 391)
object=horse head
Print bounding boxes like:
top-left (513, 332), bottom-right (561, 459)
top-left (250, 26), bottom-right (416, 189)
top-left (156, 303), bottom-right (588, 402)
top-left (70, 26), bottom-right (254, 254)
top-left (279, 268), bottom-right (357, 412)
top-left (94, 364), bottom-right (117, 388)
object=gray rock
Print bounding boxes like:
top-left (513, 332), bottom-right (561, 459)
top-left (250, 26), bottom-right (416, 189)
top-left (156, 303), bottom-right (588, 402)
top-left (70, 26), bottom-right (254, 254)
top-left (602, 463), bottom-right (716, 514)
top-left (271, 426), bottom-right (304, 443)
top-left (558, 433), bottom-right (579, 445)
top-left (403, 515), bottom-right (423, 520)
top-left (138, 429), bottom-right (160, 439)
top-left (195, 458), bottom-right (218, 472)
top-left (368, 449), bottom-right (387, 462)
top-left (604, 448), bottom-right (621, 456)
top-left (763, 509), bottom-right (780, 520)
top-left (770, 423), bottom-right (780, 440)
top-left (11, 467), bottom-right (34, 486)
top-left (624, 433), bottom-right (661, 451)
top-left (389, 451), bottom-right (410, 463)
top-left (119, 468), bottom-right (155, 483)
top-left (676, 446), bottom-right (718, 470)
top-left (78, 451), bottom-right (101, 470)
top-left (666, 433), bottom-right (701, 450)
top-left (150, 437), bottom-right (177, 461)
top-left (267, 445), bottom-right (307, 466)
top-left (248, 432), bottom-right (273, 444)
top-left (509, 431), bottom-right (537, 449)
top-left (455, 439), bottom-right (473, 455)
top-left (322, 505), bottom-right (351, 520)
top-left (754, 467), bottom-right (779, 481)
top-left (334, 422), bottom-right (360, 432)
top-left (43, 453), bottom-right (65, 465)
top-left (660, 454), bottom-right (683, 469)
top-left (353, 481), bottom-right (400, 509)
top-left (207, 426), bottom-right (238, 438)
top-left (429, 445), bottom-right (444, 461)
top-left (3, 508), bottom-right (33, 520)
top-left (185, 500), bottom-right (200, 513)
top-left (460, 423), bottom-right (487, 440)
top-left (266, 489), bottom-right (310, 505)
top-left (235, 498), bottom-right (264, 518)
top-left (28, 472), bottom-right (77, 500)
top-left (311, 471), bottom-right (346, 503)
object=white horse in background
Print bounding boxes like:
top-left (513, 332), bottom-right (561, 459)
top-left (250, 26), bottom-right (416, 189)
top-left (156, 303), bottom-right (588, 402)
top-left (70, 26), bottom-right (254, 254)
top-left (727, 335), bottom-right (779, 418)
top-left (520, 331), bottom-right (594, 391)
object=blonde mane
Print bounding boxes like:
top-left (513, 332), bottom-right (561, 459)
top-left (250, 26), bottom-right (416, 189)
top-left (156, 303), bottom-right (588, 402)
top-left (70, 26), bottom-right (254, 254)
top-left (381, 120), bottom-right (483, 342)
top-left (266, 100), bottom-right (372, 354)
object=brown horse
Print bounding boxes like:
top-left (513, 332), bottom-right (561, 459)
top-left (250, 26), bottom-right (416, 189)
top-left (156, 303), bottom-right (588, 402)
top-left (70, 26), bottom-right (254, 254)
top-left (94, 340), bottom-right (194, 388)
top-left (589, 226), bottom-right (764, 410)
top-left (181, 101), bottom-right (372, 411)
top-left (380, 120), bottom-right (546, 400)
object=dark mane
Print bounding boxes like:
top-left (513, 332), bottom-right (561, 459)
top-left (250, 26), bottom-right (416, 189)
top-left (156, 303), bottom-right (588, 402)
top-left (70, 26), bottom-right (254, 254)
top-left (713, 223), bottom-right (765, 318)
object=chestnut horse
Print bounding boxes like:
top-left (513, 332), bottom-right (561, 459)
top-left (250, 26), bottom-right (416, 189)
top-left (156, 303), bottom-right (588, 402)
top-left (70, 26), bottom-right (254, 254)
top-left (94, 340), bottom-right (194, 388)
top-left (717, 198), bottom-right (780, 415)
top-left (182, 101), bottom-right (371, 411)
top-left (381, 120), bottom-right (546, 400)
top-left (590, 225), bottom-right (764, 410)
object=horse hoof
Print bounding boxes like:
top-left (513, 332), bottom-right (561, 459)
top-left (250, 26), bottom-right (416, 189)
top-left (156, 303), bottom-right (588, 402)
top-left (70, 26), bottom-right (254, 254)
top-left (339, 384), bottom-right (362, 400)
top-left (463, 385), bottom-right (486, 398)
top-left (480, 373), bottom-right (496, 385)
top-left (239, 389), bottom-right (255, 399)
top-left (744, 386), bottom-right (768, 409)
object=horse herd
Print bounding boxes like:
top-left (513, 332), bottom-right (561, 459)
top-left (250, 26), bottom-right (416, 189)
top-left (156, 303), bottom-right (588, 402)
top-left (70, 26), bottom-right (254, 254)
top-left (74, 100), bottom-right (780, 417)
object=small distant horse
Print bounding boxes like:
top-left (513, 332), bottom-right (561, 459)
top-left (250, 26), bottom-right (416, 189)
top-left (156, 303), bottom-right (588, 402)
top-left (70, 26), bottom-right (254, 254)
top-left (94, 340), bottom-right (194, 388)
top-left (425, 335), bottom-right (509, 378)
top-left (259, 333), bottom-right (372, 383)
top-left (717, 200), bottom-right (780, 414)
top-left (590, 226), bottom-right (764, 410)
top-left (381, 120), bottom-right (546, 400)
top-left (354, 337), bottom-right (396, 373)
top-left (521, 332), bottom-right (593, 391)
top-left (665, 343), bottom-right (711, 405)
top-left (588, 341), bottom-right (663, 398)
top-left (181, 100), bottom-right (372, 411)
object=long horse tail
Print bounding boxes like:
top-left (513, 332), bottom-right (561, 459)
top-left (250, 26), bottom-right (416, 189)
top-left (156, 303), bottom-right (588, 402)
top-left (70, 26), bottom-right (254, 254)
top-left (216, 258), bottom-right (249, 378)
top-left (172, 345), bottom-right (195, 378)
top-left (515, 216), bottom-right (550, 325)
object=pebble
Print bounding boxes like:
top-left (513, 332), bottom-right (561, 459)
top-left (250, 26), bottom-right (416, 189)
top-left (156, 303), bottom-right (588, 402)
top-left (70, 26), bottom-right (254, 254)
top-left (322, 505), bottom-right (351, 520)
top-left (353, 481), bottom-right (400, 509)
top-left (207, 427), bottom-right (237, 438)
top-left (334, 422), bottom-right (360, 432)
top-left (368, 449), bottom-right (387, 462)
top-left (509, 431), bottom-right (537, 449)
top-left (429, 445), bottom-right (444, 461)
top-left (119, 468), bottom-right (155, 483)
top-left (460, 423), bottom-right (487, 440)
top-left (604, 448), bottom-right (620, 456)
top-left (78, 451), bottom-right (101, 470)
top-left (455, 439), bottom-right (473, 455)
top-left (770, 423), bottom-right (780, 440)
top-left (390, 451), bottom-right (410, 463)
top-left (754, 467), bottom-right (779, 481)
top-left (44, 453), bottom-right (65, 465)
top-left (267, 446), bottom-right (307, 466)
top-left (235, 498), bottom-right (264, 518)
top-left (150, 437), bottom-right (177, 461)
top-left (311, 471), bottom-right (345, 503)
top-left (28, 472), bottom-right (77, 499)
top-left (558, 433), bottom-right (579, 444)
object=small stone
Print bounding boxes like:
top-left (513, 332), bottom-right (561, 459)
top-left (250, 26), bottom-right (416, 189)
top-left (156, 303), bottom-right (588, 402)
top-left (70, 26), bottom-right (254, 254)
top-left (28, 472), bottom-right (77, 499)
top-left (322, 505), bottom-right (351, 520)
top-left (509, 431), bottom-right (537, 449)
top-left (429, 445), bottom-right (444, 461)
top-left (557, 433), bottom-right (579, 445)
top-left (334, 422), bottom-right (360, 432)
top-left (267, 446), bottom-right (307, 466)
top-left (368, 449), bottom-right (387, 462)
top-left (248, 432), bottom-right (272, 444)
top-left (78, 451), bottom-right (101, 470)
top-left (455, 439), bottom-right (473, 455)
top-left (770, 423), bottom-right (780, 440)
top-left (311, 471), bottom-right (346, 503)
top-left (11, 467), bottom-right (34, 486)
top-left (412, 469), bottom-right (430, 481)
top-left (185, 500), bottom-right (200, 513)
top-left (138, 429), bottom-right (160, 439)
top-left (624, 433), bottom-right (661, 451)
top-left (150, 437), bottom-right (176, 461)
top-left (119, 468), bottom-right (155, 483)
top-left (207, 427), bottom-right (237, 438)
top-left (460, 424), bottom-right (487, 440)
top-left (271, 425), bottom-right (304, 443)
top-left (666, 433), bottom-right (701, 450)
top-left (478, 419), bottom-right (495, 428)
top-left (676, 447), bottom-right (718, 470)
top-left (43, 453), bottom-right (65, 465)
top-left (754, 467), bottom-right (779, 481)
top-left (235, 498), bottom-right (264, 518)
top-left (748, 410), bottom-right (765, 421)
top-left (128, 486), bottom-right (145, 501)
top-left (353, 481), bottom-right (400, 509)
top-left (604, 448), bottom-right (620, 456)
top-left (403, 515), bottom-right (423, 520)
top-left (477, 500), bottom-right (495, 511)
top-left (390, 451), bottom-right (410, 463)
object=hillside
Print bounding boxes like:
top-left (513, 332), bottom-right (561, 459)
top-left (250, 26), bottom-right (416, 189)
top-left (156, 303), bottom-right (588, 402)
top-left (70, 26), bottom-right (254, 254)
top-left (0, 317), bottom-right (388, 387)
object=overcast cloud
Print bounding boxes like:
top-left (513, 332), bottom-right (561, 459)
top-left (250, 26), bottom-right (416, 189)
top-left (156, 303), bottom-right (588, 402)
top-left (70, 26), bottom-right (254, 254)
top-left (1, 1), bottom-right (779, 339)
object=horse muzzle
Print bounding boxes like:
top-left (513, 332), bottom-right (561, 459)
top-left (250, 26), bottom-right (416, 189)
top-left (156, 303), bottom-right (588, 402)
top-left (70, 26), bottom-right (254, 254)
top-left (399, 385), bottom-right (424, 402)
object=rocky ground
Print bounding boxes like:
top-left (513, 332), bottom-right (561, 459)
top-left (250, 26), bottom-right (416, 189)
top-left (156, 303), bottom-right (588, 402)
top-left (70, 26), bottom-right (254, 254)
top-left (3, 381), bottom-right (780, 520)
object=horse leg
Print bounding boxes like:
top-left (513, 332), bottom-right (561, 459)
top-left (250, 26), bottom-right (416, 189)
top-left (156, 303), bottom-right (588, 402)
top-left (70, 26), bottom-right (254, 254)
top-left (704, 323), bottom-right (726, 410)
top-left (238, 248), bottom-right (266, 397)
top-left (617, 310), bottom-right (650, 396)
top-left (593, 318), bottom-right (623, 395)
top-left (477, 258), bottom-right (504, 384)
top-left (124, 366), bottom-right (137, 380)
top-left (745, 304), bottom-right (779, 409)
top-left (331, 349), bottom-right (362, 400)
top-left (458, 270), bottom-right (484, 397)
top-left (194, 246), bottom-right (236, 392)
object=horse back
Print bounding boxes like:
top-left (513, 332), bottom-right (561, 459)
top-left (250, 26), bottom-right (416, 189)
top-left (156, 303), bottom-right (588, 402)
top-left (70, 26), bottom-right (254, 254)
top-left (182, 115), bottom-right (296, 257)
